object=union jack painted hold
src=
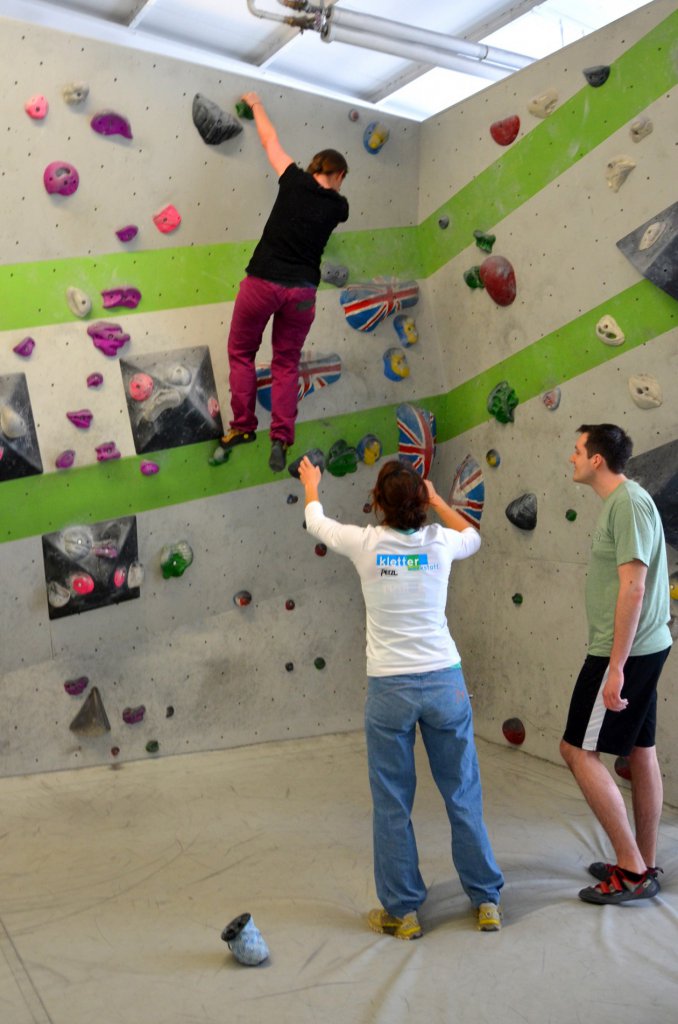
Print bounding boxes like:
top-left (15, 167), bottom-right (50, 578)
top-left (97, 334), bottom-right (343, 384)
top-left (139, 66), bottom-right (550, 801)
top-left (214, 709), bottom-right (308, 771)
top-left (449, 454), bottom-right (485, 529)
top-left (255, 352), bottom-right (342, 412)
top-left (340, 278), bottom-right (419, 332)
top-left (396, 403), bottom-right (436, 479)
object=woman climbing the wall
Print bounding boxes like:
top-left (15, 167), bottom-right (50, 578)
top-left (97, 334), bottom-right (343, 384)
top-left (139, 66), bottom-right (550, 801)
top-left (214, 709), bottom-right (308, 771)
top-left (210, 91), bottom-right (349, 474)
top-left (297, 455), bottom-right (505, 938)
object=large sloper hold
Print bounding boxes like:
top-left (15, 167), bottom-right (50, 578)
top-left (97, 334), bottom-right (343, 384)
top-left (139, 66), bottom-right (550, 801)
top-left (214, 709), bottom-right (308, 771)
top-left (192, 94), bottom-right (243, 144)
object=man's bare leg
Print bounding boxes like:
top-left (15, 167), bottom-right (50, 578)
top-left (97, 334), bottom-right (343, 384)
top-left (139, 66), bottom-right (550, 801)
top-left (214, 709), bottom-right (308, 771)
top-left (628, 744), bottom-right (663, 868)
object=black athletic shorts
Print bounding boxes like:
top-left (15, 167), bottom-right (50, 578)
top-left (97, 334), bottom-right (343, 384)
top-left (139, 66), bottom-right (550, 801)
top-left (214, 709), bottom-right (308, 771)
top-left (562, 647), bottom-right (671, 756)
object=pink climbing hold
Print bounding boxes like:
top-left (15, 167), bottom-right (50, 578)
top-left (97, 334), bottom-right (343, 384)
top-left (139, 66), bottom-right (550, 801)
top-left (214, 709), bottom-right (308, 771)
top-left (479, 255), bottom-right (517, 307)
top-left (87, 321), bottom-right (130, 357)
top-left (153, 204), bottom-right (181, 234)
top-left (13, 337), bottom-right (35, 357)
top-left (91, 111), bottom-right (133, 139)
top-left (25, 95), bottom-right (48, 119)
top-left (55, 450), bottom-right (76, 469)
top-left (67, 409), bottom-right (93, 429)
top-left (113, 566), bottom-right (127, 588)
top-left (70, 573), bottom-right (95, 596)
top-left (122, 705), bottom-right (146, 725)
top-left (490, 115), bottom-right (520, 146)
top-left (95, 441), bottom-right (121, 462)
top-left (87, 373), bottom-right (104, 388)
top-left (129, 373), bottom-right (154, 401)
top-left (116, 225), bottom-right (138, 243)
top-left (140, 461), bottom-right (159, 476)
top-left (44, 161), bottom-right (79, 196)
top-left (101, 288), bottom-right (141, 310)
top-left (208, 397), bottom-right (220, 418)
top-left (64, 676), bottom-right (89, 696)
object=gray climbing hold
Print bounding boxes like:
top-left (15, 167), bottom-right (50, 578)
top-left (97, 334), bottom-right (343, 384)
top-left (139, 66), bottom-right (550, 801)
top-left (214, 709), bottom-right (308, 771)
top-left (505, 493), bottom-right (537, 530)
top-left (321, 263), bottom-right (349, 287)
top-left (192, 94), bottom-right (243, 144)
top-left (69, 686), bottom-right (111, 736)
top-left (583, 65), bottom-right (610, 87)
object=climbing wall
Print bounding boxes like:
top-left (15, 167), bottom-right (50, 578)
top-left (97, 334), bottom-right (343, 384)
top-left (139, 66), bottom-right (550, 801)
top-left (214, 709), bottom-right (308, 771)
top-left (416, 0), bottom-right (678, 799)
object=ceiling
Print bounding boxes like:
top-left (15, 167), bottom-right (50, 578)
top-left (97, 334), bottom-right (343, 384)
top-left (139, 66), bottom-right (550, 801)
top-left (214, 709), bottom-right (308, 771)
top-left (1, 0), bottom-right (650, 120)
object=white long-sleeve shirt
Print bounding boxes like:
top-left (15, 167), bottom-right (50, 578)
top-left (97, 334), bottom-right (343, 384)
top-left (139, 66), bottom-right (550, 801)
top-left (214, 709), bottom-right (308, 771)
top-left (305, 500), bottom-right (481, 676)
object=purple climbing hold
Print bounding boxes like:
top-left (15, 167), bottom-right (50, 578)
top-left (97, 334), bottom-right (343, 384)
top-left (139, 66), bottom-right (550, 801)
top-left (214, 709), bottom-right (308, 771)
top-left (64, 676), bottom-right (89, 696)
top-left (91, 111), bottom-right (132, 139)
top-left (67, 409), bottom-right (93, 429)
top-left (43, 161), bottom-right (79, 196)
top-left (87, 373), bottom-right (104, 388)
top-left (13, 337), bottom-right (35, 357)
top-left (122, 705), bottom-right (146, 725)
top-left (140, 460), bottom-right (159, 476)
top-left (95, 441), bottom-right (121, 462)
top-left (87, 321), bottom-right (131, 357)
top-left (116, 225), bottom-right (138, 243)
top-left (101, 288), bottom-right (141, 309)
top-left (55, 450), bottom-right (76, 469)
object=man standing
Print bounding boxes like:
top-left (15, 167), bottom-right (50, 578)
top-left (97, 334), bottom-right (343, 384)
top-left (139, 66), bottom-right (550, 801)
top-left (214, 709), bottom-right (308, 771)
top-left (561, 423), bottom-right (672, 905)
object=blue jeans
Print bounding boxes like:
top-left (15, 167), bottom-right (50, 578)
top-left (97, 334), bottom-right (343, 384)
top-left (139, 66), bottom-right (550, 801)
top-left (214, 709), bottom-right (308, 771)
top-left (365, 667), bottom-right (504, 918)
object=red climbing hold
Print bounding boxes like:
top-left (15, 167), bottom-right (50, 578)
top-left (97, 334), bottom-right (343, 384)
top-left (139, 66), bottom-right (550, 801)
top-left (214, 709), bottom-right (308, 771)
top-left (502, 717), bottom-right (526, 745)
top-left (490, 115), bottom-right (520, 146)
top-left (479, 255), bottom-right (516, 307)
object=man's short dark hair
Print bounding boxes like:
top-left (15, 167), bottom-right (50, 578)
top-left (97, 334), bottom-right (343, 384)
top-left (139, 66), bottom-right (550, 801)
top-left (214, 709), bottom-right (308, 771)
top-left (577, 423), bottom-right (633, 473)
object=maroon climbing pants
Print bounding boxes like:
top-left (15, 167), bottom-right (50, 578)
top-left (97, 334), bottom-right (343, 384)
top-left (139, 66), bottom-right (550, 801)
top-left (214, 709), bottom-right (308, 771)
top-left (227, 275), bottom-right (316, 446)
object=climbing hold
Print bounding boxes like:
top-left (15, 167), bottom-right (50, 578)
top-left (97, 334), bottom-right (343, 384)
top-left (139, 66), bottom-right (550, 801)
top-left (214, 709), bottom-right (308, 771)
top-left (61, 526), bottom-right (93, 558)
top-left (596, 315), bottom-right (625, 346)
top-left (207, 396), bottom-right (220, 418)
top-left (285, 662), bottom-right (294, 672)
top-left (288, 448), bottom-right (325, 479)
top-left (363, 502), bottom-right (372, 514)
top-left (13, 337), bottom-right (35, 357)
top-left (116, 225), bottom-right (138, 243)
top-left (166, 706), bottom-right (174, 718)
top-left (565, 508), bottom-right (577, 521)
top-left (286, 494), bottom-right (299, 505)
top-left (605, 155), bottom-right (635, 192)
top-left (314, 657), bottom-right (326, 670)
top-left (128, 561), bottom-right (145, 588)
top-left (257, 352), bottom-right (342, 411)
top-left (139, 387), bottom-right (182, 423)
top-left (449, 455), bottom-right (484, 529)
top-left (473, 230), bottom-right (496, 253)
top-left (383, 347), bottom-right (410, 381)
top-left (397, 403), bottom-right (436, 479)
top-left (129, 373), bottom-right (154, 401)
top-left (55, 450), bottom-right (75, 470)
top-left (363, 121), bottom-right (389, 154)
top-left (357, 434), bottom-right (382, 465)
top-left (91, 111), bottom-right (132, 139)
top-left (438, 216), bottom-right (449, 229)
top-left (69, 686), bottom-right (111, 736)
top-left (192, 94), bottom-right (242, 144)
top-left (67, 409), bottom-right (93, 429)
top-left (327, 439), bottom-right (359, 477)
top-left (505, 492), bottom-right (537, 530)
top-left (314, 543), bottom-right (327, 557)
top-left (0, 405), bottom-right (27, 439)
top-left (502, 717), bottom-right (526, 744)
top-left (43, 161), bottom-right (79, 196)
top-left (101, 288), bottom-right (142, 309)
top-left (69, 573), bottom-right (95, 596)
top-left (479, 255), bottom-right (516, 306)
top-left (487, 381), bottom-right (519, 424)
top-left (485, 449), bottom-right (500, 468)
top-left (87, 322), bottom-right (130, 357)
top-left (167, 364), bottom-right (192, 386)
top-left (233, 590), bottom-right (252, 607)
top-left (638, 221), bottom-right (666, 252)
top-left (629, 115), bottom-right (653, 143)
top-left (153, 204), bottom-right (181, 233)
top-left (122, 705), bottom-right (146, 725)
top-left (95, 441), bottom-right (121, 461)
top-left (340, 279), bottom-right (419, 332)
top-left (66, 286), bottom-right (92, 318)
top-left (348, 108), bottom-right (360, 122)
top-left (62, 82), bottom-right (89, 104)
top-left (285, 599), bottom-right (295, 611)
top-left (583, 65), bottom-right (610, 87)
top-left (628, 374), bottom-right (662, 409)
top-left (64, 676), bottom-right (89, 696)
top-left (235, 99), bottom-right (254, 120)
top-left (463, 266), bottom-right (484, 289)
top-left (527, 88), bottom-right (558, 118)
top-left (393, 314), bottom-right (418, 346)
top-left (146, 740), bottom-right (160, 754)
top-left (113, 566), bottom-right (126, 588)
top-left (542, 388), bottom-right (561, 411)
top-left (161, 541), bottom-right (193, 578)
top-left (614, 756), bottom-right (632, 781)
top-left (25, 94), bottom-right (48, 119)
top-left (321, 262), bottom-right (349, 287)
top-left (221, 913), bottom-right (269, 967)
top-left (511, 593), bottom-right (523, 606)
top-left (490, 115), bottom-right (520, 146)
top-left (140, 460), bottom-right (159, 476)
top-left (111, 746), bottom-right (120, 757)
top-left (47, 581), bottom-right (71, 608)
top-left (92, 538), bottom-right (118, 559)
top-left (87, 373), bottom-right (104, 389)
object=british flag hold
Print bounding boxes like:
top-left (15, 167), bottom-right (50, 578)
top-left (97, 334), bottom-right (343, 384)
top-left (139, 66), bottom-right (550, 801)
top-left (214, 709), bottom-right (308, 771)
top-left (340, 278), bottom-right (419, 333)
top-left (256, 352), bottom-right (342, 412)
top-left (449, 454), bottom-right (485, 529)
top-left (396, 403), bottom-right (436, 479)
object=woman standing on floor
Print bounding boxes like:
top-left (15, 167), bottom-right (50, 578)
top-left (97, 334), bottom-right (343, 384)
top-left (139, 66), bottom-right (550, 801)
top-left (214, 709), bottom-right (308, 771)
top-left (298, 456), bottom-right (504, 938)
top-left (211, 91), bottom-right (349, 473)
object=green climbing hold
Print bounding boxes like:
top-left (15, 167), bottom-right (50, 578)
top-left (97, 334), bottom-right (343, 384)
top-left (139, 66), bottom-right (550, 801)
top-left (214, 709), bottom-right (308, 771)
top-left (235, 100), bottom-right (254, 120)
top-left (327, 439), bottom-right (358, 477)
top-left (463, 266), bottom-right (484, 289)
top-left (512, 593), bottom-right (523, 605)
top-left (145, 740), bottom-right (160, 754)
top-left (314, 657), bottom-right (326, 670)
top-left (487, 381), bottom-right (519, 424)
top-left (565, 509), bottom-right (577, 522)
top-left (473, 230), bottom-right (496, 253)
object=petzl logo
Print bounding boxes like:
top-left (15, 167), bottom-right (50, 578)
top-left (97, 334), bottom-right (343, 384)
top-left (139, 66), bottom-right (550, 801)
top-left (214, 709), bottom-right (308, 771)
top-left (376, 553), bottom-right (428, 570)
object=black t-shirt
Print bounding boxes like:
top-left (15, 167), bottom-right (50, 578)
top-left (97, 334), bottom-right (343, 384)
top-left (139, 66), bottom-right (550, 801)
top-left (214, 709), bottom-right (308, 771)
top-left (246, 163), bottom-right (349, 287)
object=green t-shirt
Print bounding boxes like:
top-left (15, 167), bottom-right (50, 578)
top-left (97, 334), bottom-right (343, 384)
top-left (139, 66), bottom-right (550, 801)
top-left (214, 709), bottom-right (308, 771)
top-left (585, 480), bottom-right (672, 656)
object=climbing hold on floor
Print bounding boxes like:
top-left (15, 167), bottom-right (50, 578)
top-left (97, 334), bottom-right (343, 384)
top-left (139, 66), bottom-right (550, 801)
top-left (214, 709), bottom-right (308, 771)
top-left (487, 381), bottom-right (519, 424)
top-left (473, 230), bottom-right (496, 253)
top-left (62, 82), bottom-right (89, 104)
top-left (340, 279), bottom-right (419, 332)
top-left (505, 492), bottom-right (537, 530)
top-left (87, 322), bottom-right (131, 357)
top-left (13, 337), bottom-right (35, 357)
top-left (161, 541), bottom-right (193, 578)
top-left (314, 657), bottom-right (326, 670)
top-left (87, 373), bottom-right (104, 388)
top-left (614, 756), bottom-right (632, 781)
top-left (233, 590), bottom-right (252, 607)
top-left (397, 403), bottom-right (436, 478)
top-left (95, 441), bottom-right (121, 462)
top-left (314, 543), bottom-right (327, 557)
top-left (55, 450), bottom-right (75, 470)
top-left (565, 508), bottom-right (577, 521)
top-left (490, 115), bottom-right (519, 145)
top-left (116, 224), bottom-right (138, 242)
top-left (140, 460), bottom-right (159, 476)
top-left (153, 204), bottom-right (181, 233)
top-left (101, 288), bottom-right (142, 309)
top-left (383, 347), bottom-right (410, 381)
top-left (64, 676), bottom-right (89, 696)
top-left (193, 94), bottom-right (242, 144)
top-left (486, 449), bottom-right (500, 468)
top-left (502, 717), bottom-right (525, 744)
top-left (628, 374), bottom-right (662, 409)
top-left (479, 255), bottom-right (516, 306)
top-left (605, 155), bottom-right (635, 192)
top-left (66, 286), bottom-right (92, 318)
top-left (393, 314), bottom-right (418, 346)
top-left (44, 161), bottom-right (79, 196)
top-left (596, 315), bottom-right (625, 346)
top-left (67, 409), bottom-right (93, 429)
top-left (542, 388), bottom-right (561, 411)
top-left (221, 913), bottom-right (270, 966)
top-left (25, 94), bottom-right (48, 119)
top-left (122, 705), bottom-right (146, 725)
top-left (449, 455), bottom-right (484, 529)
top-left (363, 121), bottom-right (389, 154)
top-left (527, 88), bottom-right (558, 118)
top-left (463, 266), bottom-right (484, 289)
top-left (583, 65), bottom-right (610, 87)
top-left (629, 115), bottom-right (653, 143)
top-left (69, 686), bottom-right (111, 736)
top-left (321, 263), bottom-right (349, 287)
top-left (288, 448), bottom-right (325, 479)
top-left (285, 599), bottom-right (295, 611)
top-left (357, 434), bottom-right (382, 465)
top-left (91, 111), bottom-right (132, 138)
top-left (327, 439), bottom-right (359, 476)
